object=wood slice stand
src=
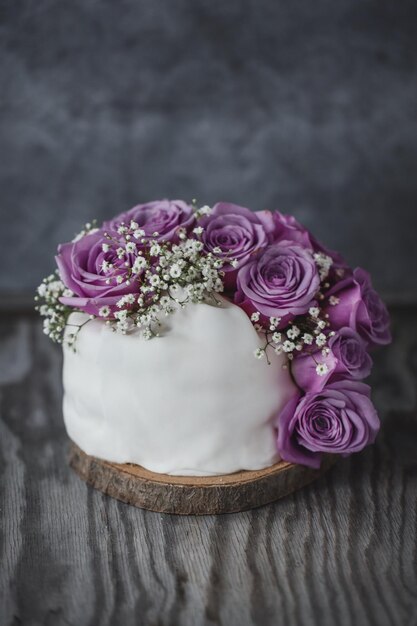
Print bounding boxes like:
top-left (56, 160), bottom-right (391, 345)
top-left (69, 442), bottom-right (335, 515)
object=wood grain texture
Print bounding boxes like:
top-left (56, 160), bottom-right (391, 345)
top-left (69, 443), bottom-right (336, 515)
top-left (1, 308), bottom-right (417, 626)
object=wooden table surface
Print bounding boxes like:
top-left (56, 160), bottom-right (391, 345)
top-left (1, 308), bottom-right (416, 626)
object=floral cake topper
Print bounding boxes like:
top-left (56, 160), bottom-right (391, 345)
top-left (35, 200), bottom-right (391, 468)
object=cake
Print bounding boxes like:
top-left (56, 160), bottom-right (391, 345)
top-left (36, 200), bottom-right (391, 477)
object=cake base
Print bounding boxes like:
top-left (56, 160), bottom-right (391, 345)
top-left (69, 443), bottom-right (335, 515)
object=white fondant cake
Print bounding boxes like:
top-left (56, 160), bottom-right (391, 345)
top-left (62, 298), bottom-right (297, 476)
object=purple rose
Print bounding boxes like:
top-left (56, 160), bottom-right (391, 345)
top-left (234, 241), bottom-right (320, 324)
top-left (292, 327), bottom-right (373, 393)
top-left (271, 211), bottom-right (347, 269)
top-left (329, 328), bottom-right (373, 379)
top-left (270, 212), bottom-right (312, 248)
top-left (277, 380), bottom-right (380, 468)
top-left (56, 230), bottom-right (139, 316)
top-left (325, 268), bottom-right (391, 347)
top-left (199, 203), bottom-right (275, 284)
top-left (103, 199), bottom-right (195, 242)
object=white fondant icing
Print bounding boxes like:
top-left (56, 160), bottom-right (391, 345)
top-left (62, 298), bottom-right (297, 476)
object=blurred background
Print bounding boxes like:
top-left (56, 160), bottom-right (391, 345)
top-left (1, 0), bottom-right (416, 305)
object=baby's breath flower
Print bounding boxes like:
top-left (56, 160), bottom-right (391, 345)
top-left (125, 242), bottom-right (136, 254)
top-left (150, 243), bottom-right (161, 256)
top-left (309, 307), bottom-right (320, 318)
top-left (315, 333), bottom-right (327, 347)
top-left (132, 256), bottom-right (147, 274)
top-left (329, 295), bottom-right (340, 306)
top-left (316, 363), bottom-right (329, 376)
top-left (287, 325), bottom-right (300, 340)
top-left (302, 333), bottom-right (314, 345)
top-left (314, 252), bottom-right (333, 281)
top-left (99, 305), bottom-right (111, 317)
top-left (251, 312), bottom-right (260, 322)
top-left (254, 348), bottom-right (265, 359)
top-left (142, 328), bottom-right (152, 340)
top-left (149, 275), bottom-right (160, 287)
top-left (283, 340), bottom-right (296, 353)
top-left (272, 332), bottom-right (282, 344)
top-left (169, 263), bottom-right (182, 278)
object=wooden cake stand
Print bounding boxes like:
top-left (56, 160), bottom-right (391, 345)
top-left (69, 443), bottom-right (335, 515)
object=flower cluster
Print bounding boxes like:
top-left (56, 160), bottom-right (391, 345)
top-left (35, 273), bottom-right (74, 342)
top-left (36, 199), bottom-right (391, 468)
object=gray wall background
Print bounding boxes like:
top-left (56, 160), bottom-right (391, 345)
top-left (1, 0), bottom-right (416, 302)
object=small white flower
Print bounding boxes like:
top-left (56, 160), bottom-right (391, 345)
top-left (269, 316), bottom-right (281, 327)
top-left (102, 243), bottom-right (110, 253)
top-left (193, 226), bottom-right (204, 235)
top-left (251, 312), bottom-right (260, 322)
top-left (272, 332), bottom-right (282, 344)
top-left (170, 263), bottom-right (182, 278)
top-left (117, 225), bottom-right (128, 235)
top-left (302, 333), bottom-right (314, 345)
top-left (317, 319), bottom-right (327, 329)
top-left (37, 284), bottom-right (47, 297)
top-left (130, 221), bottom-right (139, 230)
top-left (116, 275), bottom-right (123, 284)
top-left (132, 256), bottom-right (147, 274)
top-left (315, 333), bottom-right (327, 347)
top-left (99, 305), bottom-right (111, 317)
top-left (230, 259), bottom-right (239, 268)
top-left (116, 247), bottom-right (125, 258)
top-left (142, 327), bottom-right (152, 340)
top-left (133, 228), bottom-right (146, 239)
top-left (150, 244), bottom-right (161, 256)
top-left (254, 348), bottom-right (265, 359)
top-left (199, 205), bottom-right (212, 215)
top-left (125, 242), bottom-right (137, 254)
top-left (212, 246), bottom-right (222, 254)
top-left (149, 275), bottom-right (160, 287)
top-left (282, 340), bottom-right (296, 353)
top-left (287, 325), bottom-right (300, 339)
top-left (309, 307), bottom-right (320, 318)
top-left (316, 363), bottom-right (329, 376)
top-left (329, 295), bottom-right (340, 306)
